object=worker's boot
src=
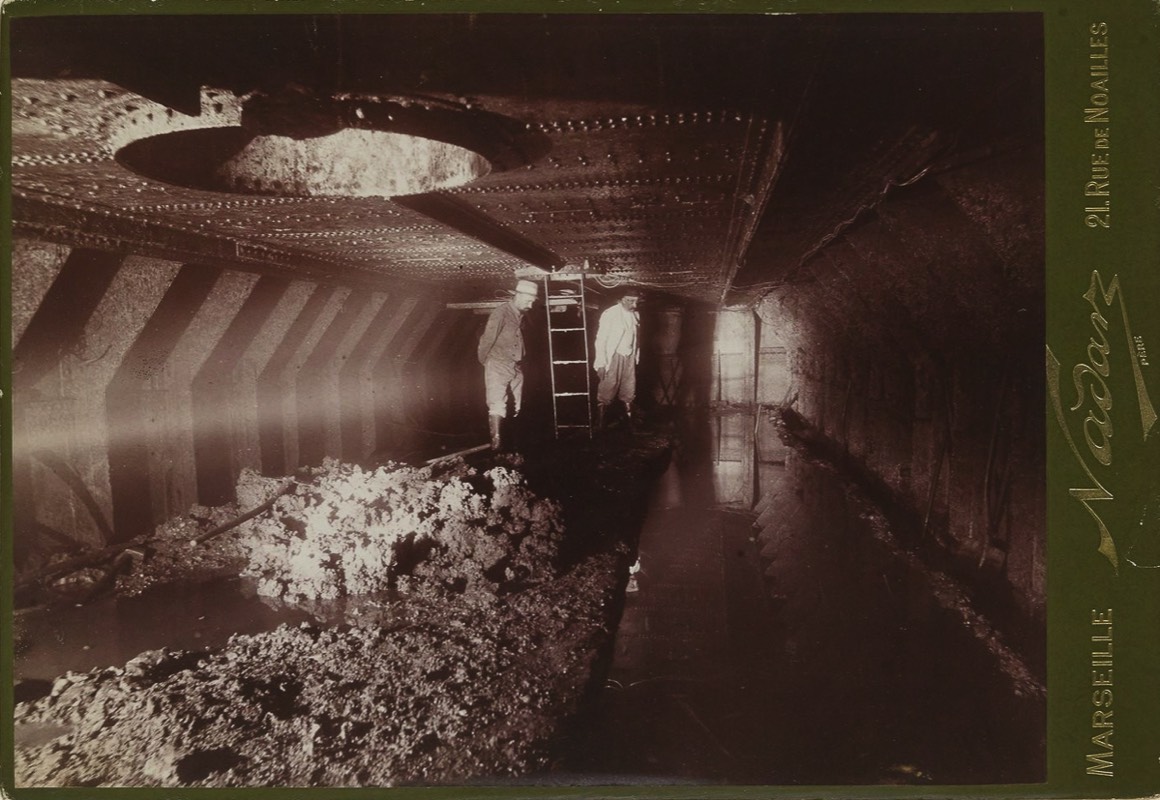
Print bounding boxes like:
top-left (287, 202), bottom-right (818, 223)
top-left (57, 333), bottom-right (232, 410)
top-left (596, 404), bottom-right (607, 432)
top-left (489, 415), bottom-right (503, 450)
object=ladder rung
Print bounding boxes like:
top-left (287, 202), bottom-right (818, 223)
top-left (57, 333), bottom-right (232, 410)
top-left (545, 274), bottom-right (584, 281)
top-left (550, 327), bottom-right (585, 332)
top-left (552, 359), bottom-right (586, 364)
top-left (556, 424), bottom-right (592, 428)
top-left (554, 391), bottom-right (588, 397)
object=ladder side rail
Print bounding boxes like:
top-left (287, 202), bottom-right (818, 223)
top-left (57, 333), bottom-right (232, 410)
top-left (543, 277), bottom-right (561, 437)
top-left (579, 276), bottom-right (593, 437)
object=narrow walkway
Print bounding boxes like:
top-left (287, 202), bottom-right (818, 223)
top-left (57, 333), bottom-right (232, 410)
top-left (562, 410), bottom-right (1044, 786)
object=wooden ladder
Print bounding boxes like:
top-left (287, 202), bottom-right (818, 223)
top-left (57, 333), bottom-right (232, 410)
top-left (542, 272), bottom-right (593, 438)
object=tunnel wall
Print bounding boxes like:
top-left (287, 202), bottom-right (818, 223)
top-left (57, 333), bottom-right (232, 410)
top-left (11, 237), bottom-right (478, 554)
top-left (752, 156), bottom-right (1046, 623)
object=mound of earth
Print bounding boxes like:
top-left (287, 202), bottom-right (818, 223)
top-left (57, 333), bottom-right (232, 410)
top-left (237, 459), bottom-right (565, 601)
top-left (14, 553), bottom-right (623, 787)
top-left (14, 434), bottom-right (671, 787)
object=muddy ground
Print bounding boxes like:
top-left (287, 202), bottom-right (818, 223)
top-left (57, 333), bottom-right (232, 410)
top-left (13, 430), bottom-right (671, 788)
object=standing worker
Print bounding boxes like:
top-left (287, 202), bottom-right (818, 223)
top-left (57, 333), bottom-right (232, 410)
top-left (593, 287), bottom-right (642, 430)
top-left (478, 279), bottom-right (539, 450)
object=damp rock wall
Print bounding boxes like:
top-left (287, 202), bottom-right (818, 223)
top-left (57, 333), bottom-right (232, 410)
top-left (754, 152), bottom-right (1046, 627)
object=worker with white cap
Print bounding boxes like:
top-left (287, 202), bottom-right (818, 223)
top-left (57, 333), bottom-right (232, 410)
top-left (593, 286), bottom-right (642, 430)
top-left (478, 278), bottom-right (539, 449)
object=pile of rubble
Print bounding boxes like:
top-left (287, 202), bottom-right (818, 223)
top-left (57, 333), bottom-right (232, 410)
top-left (13, 552), bottom-right (622, 787)
top-left (14, 442), bottom-right (671, 788)
top-left (15, 504), bottom-right (247, 604)
top-left (114, 508), bottom-right (248, 596)
top-left (236, 459), bottom-right (565, 602)
top-left (20, 458), bottom-right (566, 606)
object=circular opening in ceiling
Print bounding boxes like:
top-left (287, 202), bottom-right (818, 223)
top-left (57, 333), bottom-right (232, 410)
top-left (116, 126), bottom-right (492, 198)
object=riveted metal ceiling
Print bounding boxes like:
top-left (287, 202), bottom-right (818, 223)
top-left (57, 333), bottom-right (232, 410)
top-left (9, 13), bottom-right (1042, 306)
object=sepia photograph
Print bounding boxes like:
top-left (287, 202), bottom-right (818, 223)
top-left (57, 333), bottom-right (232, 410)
top-left (5, 7), bottom-right (1052, 790)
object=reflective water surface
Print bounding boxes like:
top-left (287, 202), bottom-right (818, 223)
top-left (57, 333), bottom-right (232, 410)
top-left (14, 578), bottom-right (314, 690)
top-left (560, 409), bottom-right (1044, 785)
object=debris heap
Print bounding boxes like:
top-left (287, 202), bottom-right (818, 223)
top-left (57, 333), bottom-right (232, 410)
top-left (237, 459), bottom-right (564, 603)
top-left (13, 552), bottom-right (621, 787)
top-left (14, 436), bottom-right (672, 788)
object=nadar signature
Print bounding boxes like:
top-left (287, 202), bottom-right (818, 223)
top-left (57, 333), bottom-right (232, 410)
top-left (1047, 270), bottom-right (1157, 572)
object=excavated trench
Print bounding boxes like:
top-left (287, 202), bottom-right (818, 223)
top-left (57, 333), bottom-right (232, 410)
top-left (13, 430), bottom-right (671, 788)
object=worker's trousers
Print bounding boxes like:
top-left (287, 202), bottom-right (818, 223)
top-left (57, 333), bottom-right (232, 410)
top-left (484, 358), bottom-right (523, 417)
top-left (597, 352), bottom-right (636, 406)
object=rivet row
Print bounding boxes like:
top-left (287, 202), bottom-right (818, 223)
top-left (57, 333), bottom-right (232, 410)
top-left (525, 109), bottom-right (745, 133)
top-left (455, 174), bottom-right (733, 194)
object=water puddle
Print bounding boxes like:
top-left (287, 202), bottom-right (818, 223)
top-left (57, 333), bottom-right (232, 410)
top-left (13, 577), bottom-right (316, 684)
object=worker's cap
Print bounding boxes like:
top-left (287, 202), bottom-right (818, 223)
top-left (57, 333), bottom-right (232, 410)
top-left (621, 286), bottom-right (643, 299)
top-left (514, 279), bottom-right (539, 297)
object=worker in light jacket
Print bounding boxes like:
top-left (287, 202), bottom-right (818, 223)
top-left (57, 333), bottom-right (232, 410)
top-left (478, 279), bottom-right (538, 449)
top-left (593, 287), bottom-right (642, 429)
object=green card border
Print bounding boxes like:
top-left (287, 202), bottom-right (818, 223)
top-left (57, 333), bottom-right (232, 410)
top-left (2, 0), bottom-right (1157, 797)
